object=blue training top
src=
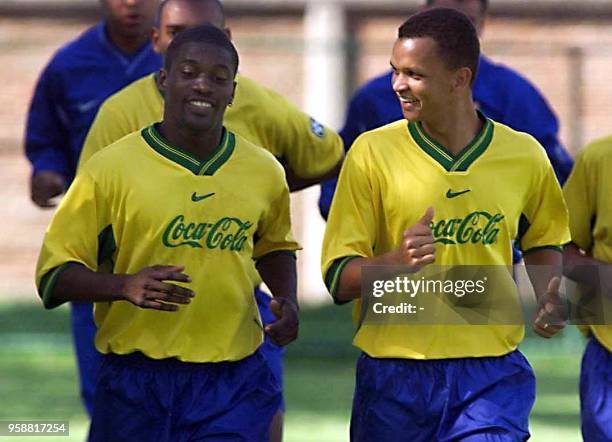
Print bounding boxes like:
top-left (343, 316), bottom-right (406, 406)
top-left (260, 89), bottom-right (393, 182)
top-left (319, 54), bottom-right (574, 219)
top-left (25, 20), bottom-right (162, 183)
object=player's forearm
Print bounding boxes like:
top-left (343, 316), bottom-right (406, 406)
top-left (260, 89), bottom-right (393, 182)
top-left (256, 252), bottom-right (298, 305)
top-left (563, 243), bottom-right (608, 288)
top-left (284, 160), bottom-right (343, 192)
top-left (52, 263), bottom-right (127, 303)
top-left (523, 249), bottom-right (563, 300)
top-left (335, 252), bottom-right (401, 302)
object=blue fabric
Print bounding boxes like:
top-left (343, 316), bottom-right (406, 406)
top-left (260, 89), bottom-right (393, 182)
top-left (88, 350), bottom-right (280, 442)
top-left (580, 337), bottom-right (612, 442)
top-left (350, 350), bottom-right (535, 442)
top-left (319, 55), bottom-right (573, 221)
top-left (24, 21), bottom-right (161, 182)
top-left (73, 287), bottom-right (284, 418)
top-left (25, 21), bottom-right (161, 416)
top-left (255, 287), bottom-right (287, 412)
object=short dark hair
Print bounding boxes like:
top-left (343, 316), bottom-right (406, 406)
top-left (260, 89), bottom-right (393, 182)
top-left (156, 0), bottom-right (225, 27)
top-left (398, 8), bottom-right (480, 84)
top-left (425, 0), bottom-right (488, 13)
top-left (164, 24), bottom-right (239, 74)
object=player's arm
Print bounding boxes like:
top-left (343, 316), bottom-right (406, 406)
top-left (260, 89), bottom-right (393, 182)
top-left (253, 162), bottom-right (301, 345)
top-left (35, 169), bottom-right (193, 311)
top-left (318, 91), bottom-right (372, 219)
top-left (50, 263), bottom-right (193, 312)
top-left (333, 208), bottom-right (435, 302)
top-left (24, 62), bottom-right (69, 207)
top-left (256, 252), bottom-right (298, 345)
top-left (523, 249), bottom-right (566, 338)
top-left (284, 161), bottom-right (342, 192)
top-left (518, 141), bottom-right (572, 337)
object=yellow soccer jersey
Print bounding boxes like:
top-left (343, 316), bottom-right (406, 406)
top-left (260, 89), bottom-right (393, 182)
top-left (322, 116), bottom-right (570, 359)
top-left (563, 136), bottom-right (612, 352)
top-left (80, 73), bottom-right (343, 178)
top-left (37, 126), bottom-right (299, 362)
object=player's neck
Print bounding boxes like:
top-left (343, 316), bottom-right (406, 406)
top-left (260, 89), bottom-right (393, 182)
top-left (158, 121), bottom-right (224, 161)
top-left (104, 24), bottom-right (149, 55)
top-left (420, 104), bottom-right (482, 157)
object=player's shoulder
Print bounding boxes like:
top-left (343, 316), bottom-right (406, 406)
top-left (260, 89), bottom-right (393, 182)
top-left (232, 131), bottom-right (286, 178)
top-left (235, 74), bottom-right (293, 109)
top-left (490, 119), bottom-right (551, 163)
top-left (82, 130), bottom-right (145, 174)
top-left (348, 119), bottom-right (406, 158)
top-left (103, 74), bottom-right (157, 111)
top-left (577, 135), bottom-right (612, 163)
top-left (47, 23), bottom-right (103, 71)
top-left (478, 55), bottom-right (543, 99)
top-left (357, 70), bottom-right (394, 96)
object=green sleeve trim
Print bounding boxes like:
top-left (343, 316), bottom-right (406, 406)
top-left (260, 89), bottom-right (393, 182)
top-left (522, 245), bottom-right (564, 255)
top-left (254, 250), bottom-right (297, 261)
top-left (324, 256), bottom-right (361, 305)
top-left (38, 262), bottom-right (83, 309)
top-left (97, 224), bottom-right (116, 271)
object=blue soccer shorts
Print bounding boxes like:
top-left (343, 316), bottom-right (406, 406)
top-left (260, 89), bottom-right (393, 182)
top-left (580, 337), bottom-right (612, 442)
top-left (350, 350), bottom-right (536, 442)
top-left (72, 287), bottom-right (285, 416)
top-left (88, 349), bottom-right (280, 442)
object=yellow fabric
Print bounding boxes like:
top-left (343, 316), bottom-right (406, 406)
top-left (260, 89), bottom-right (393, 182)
top-left (37, 127), bottom-right (299, 362)
top-left (79, 73), bottom-right (343, 178)
top-left (563, 136), bottom-right (612, 352)
top-left (322, 118), bottom-right (570, 359)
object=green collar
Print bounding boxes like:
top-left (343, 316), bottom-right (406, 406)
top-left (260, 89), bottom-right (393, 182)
top-left (408, 113), bottom-right (494, 172)
top-left (142, 123), bottom-right (235, 175)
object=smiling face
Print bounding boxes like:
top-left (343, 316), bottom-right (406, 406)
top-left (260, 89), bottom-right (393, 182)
top-left (391, 36), bottom-right (467, 124)
top-left (159, 41), bottom-right (236, 134)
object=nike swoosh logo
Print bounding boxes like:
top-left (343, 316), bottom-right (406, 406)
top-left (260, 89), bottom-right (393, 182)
top-left (76, 99), bottom-right (100, 113)
top-left (191, 192), bottom-right (215, 202)
top-left (446, 189), bottom-right (471, 199)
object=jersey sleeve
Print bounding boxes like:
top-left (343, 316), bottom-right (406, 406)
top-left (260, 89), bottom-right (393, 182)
top-left (253, 165), bottom-right (300, 259)
top-left (35, 168), bottom-right (111, 308)
top-left (257, 88), bottom-right (344, 179)
top-left (563, 150), bottom-right (596, 251)
top-left (79, 100), bottom-right (132, 170)
top-left (517, 141), bottom-right (571, 253)
top-left (24, 61), bottom-right (70, 177)
top-left (321, 138), bottom-right (377, 301)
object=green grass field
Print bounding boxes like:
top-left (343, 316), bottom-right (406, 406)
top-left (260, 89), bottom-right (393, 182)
top-left (0, 302), bottom-right (583, 441)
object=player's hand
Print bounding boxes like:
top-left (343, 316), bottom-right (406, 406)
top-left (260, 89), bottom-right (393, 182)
top-left (120, 265), bottom-right (194, 312)
top-left (395, 207), bottom-right (436, 270)
top-left (31, 171), bottom-right (66, 208)
top-left (265, 297), bottom-right (299, 346)
top-left (533, 276), bottom-right (567, 338)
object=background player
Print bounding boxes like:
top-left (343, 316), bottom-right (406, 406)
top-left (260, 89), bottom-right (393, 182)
top-left (319, 0), bottom-right (573, 219)
top-left (78, 1), bottom-right (344, 439)
top-left (23, 0), bottom-right (161, 416)
top-left (36, 25), bottom-right (299, 441)
top-left (563, 138), bottom-right (612, 441)
top-left (322, 8), bottom-right (570, 441)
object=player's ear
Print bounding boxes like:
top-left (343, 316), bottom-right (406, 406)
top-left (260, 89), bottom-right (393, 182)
top-left (157, 68), bottom-right (168, 92)
top-left (224, 27), bottom-right (232, 41)
top-left (229, 80), bottom-right (237, 106)
top-left (453, 67), bottom-right (472, 90)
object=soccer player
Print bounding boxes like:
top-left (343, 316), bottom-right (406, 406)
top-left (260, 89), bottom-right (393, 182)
top-left (36, 25), bottom-right (299, 441)
top-left (78, 1), bottom-right (344, 439)
top-left (319, 0), bottom-right (573, 219)
top-left (563, 138), bottom-right (612, 441)
top-left (24, 0), bottom-right (161, 415)
top-left (321, 9), bottom-right (570, 441)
